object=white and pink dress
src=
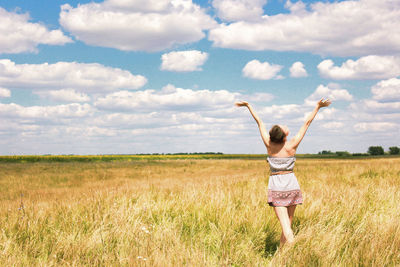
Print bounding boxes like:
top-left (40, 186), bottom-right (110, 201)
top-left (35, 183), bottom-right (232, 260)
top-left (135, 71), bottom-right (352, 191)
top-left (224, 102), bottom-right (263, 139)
top-left (267, 156), bottom-right (303, 207)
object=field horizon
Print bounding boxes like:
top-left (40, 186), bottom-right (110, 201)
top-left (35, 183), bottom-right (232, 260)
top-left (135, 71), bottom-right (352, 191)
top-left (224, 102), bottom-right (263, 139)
top-left (1, 153), bottom-right (399, 163)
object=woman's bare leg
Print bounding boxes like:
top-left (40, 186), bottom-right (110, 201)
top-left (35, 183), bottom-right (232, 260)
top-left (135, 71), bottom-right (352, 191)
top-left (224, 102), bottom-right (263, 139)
top-left (288, 205), bottom-right (296, 224)
top-left (274, 205), bottom-right (296, 245)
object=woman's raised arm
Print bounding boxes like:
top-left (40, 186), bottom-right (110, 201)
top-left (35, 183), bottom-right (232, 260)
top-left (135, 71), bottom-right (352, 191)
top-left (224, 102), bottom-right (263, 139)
top-left (289, 98), bottom-right (331, 150)
top-left (235, 101), bottom-right (270, 148)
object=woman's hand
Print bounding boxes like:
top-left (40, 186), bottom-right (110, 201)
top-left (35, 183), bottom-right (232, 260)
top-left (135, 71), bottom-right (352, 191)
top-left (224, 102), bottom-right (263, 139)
top-left (317, 98), bottom-right (331, 109)
top-left (235, 101), bottom-right (249, 107)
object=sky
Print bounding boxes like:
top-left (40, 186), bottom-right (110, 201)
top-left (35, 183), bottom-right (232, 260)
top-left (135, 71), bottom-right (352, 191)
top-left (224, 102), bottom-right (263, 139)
top-left (0, 0), bottom-right (399, 155)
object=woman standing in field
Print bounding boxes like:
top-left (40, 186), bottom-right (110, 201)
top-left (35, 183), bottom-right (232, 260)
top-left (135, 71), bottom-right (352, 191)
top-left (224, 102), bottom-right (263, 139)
top-left (235, 99), bottom-right (331, 245)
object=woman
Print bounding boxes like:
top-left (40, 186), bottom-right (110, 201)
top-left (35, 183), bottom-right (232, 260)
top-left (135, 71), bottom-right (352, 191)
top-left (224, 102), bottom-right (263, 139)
top-left (235, 98), bottom-right (331, 245)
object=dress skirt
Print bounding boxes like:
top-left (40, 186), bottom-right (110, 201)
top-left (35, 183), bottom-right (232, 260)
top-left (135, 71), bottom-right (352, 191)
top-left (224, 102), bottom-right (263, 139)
top-left (267, 172), bottom-right (303, 207)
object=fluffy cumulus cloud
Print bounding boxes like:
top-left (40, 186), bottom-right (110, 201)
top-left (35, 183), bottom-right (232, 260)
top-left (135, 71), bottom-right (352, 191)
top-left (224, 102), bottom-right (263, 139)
top-left (354, 122), bottom-right (398, 133)
top-left (95, 84), bottom-right (240, 111)
top-left (305, 84), bottom-right (353, 106)
top-left (242, 84), bottom-right (350, 123)
top-left (243, 92), bottom-right (274, 103)
top-left (59, 0), bottom-right (216, 52)
top-left (35, 89), bottom-right (90, 103)
top-left (161, 50), bottom-right (209, 72)
top-left (321, 121), bottom-right (344, 130)
top-left (0, 59), bottom-right (146, 92)
top-left (242, 60), bottom-right (283, 80)
top-left (0, 7), bottom-right (71, 54)
top-left (311, 107), bottom-right (339, 121)
top-left (93, 112), bottom-right (179, 129)
top-left (350, 78), bottom-right (400, 116)
top-left (103, 0), bottom-right (171, 12)
top-left (353, 100), bottom-right (400, 114)
top-left (1, 83), bottom-right (257, 154)
top-left (65, 126), bottom-right (117, 137)
top-left (209, 0), bottom-right (400, 56)
top-left (371, 78), bottom-right (400, 102)
top-left (0, 103), bottom-right (93, 120)
top-left (1, 82), bottom-right (398, 154)
top-left (212, 0), bottom-right (267, 22)
top-left (318, 56), bottom-right (400, 80)
top-left (0, 87), bottom-right (11, 98)
top-left (348, 78), bottom-right (400, 135)
top-left (259, 104), bottom-right (302, 120)
top-left (290, 61), bottom-right (308, 78)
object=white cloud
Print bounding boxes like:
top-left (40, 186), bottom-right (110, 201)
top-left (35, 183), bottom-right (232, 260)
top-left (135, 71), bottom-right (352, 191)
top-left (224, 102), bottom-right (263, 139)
top-left (300, 106), bottom-right (338, 124)
top-left (0, 103), bottom-right (93, 120)
top-left (209, 0), bottom-right (400, 56)
top-left (1, 80), bottom-right (399, 155)
top-left (354, 122), bottom-right (398, 133)
top-left (212, 0), bottom-right (267, 22)
top-left (92, 111), bottom-right (235, 132)
top-left (161, 50), bottom-right (209, 72)
top-left (0, 7), bottom-right (72, 54)
top-left (0, 59), bottom-right (146, 92)
top-left (95, 84), bottom-right (240, 112)
top-left (284, 0), bottom-right (307, 14)
top-left (371, 78), bottom-right (400, 102)
top-left (318, 56), bottom-right (400, 80)
top-left (0, 121), bottom-right (39, 132)
top-left (305, 84), bottom-right (353, 106)
top-left (349, 79), bottom-right (400, 124)
top-left (59, 0), bottom-right (216, 52)
top-left (321, 121), bottom-right (344, 130)
top-left (0, 87), bottom-right (11, 98)
top-left (35, 89), bottom-right (90, 103)
top-left (260, 104), bottom-right (302, 120)
top-left (243, 92), bottom-right (274, 103)
top-left (65, 126), bottom-right (117, 137)
top-left (103, 0), bottom-right (171, 12)
top-left (250, 84), bottom-right (352, 122)
top-left (313, 107), bottom-right (338, 121)
top-left (290, 61), bottom-right (308, 78)
top-left (94, 112), bottom-right (178, 128)
top-left (354, 100), bottom-right (400, 113)
top-left (242, 60), bottom-right (283, 80)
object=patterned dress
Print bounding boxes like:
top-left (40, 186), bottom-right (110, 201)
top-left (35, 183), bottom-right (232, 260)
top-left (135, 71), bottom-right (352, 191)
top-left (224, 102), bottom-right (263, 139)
top-left (267, 156), bottom-right (303, 207)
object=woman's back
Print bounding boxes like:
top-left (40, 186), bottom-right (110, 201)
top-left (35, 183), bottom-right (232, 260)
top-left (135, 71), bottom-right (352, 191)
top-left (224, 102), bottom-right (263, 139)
top-left (267, 140), bottom-right (295, 157)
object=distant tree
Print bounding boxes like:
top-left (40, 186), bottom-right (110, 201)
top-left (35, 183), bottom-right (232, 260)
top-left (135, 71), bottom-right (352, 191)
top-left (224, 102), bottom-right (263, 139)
top-left (352, 153), bottom-right (369, 157)
top-left (318, 150), bottom-right (334, 155)
top-left (368, 146), bottom-right (384, 155)
top-left (336, 151), bottom-right (351, 157)
top-left (389, 146), bottom-right (400, 155)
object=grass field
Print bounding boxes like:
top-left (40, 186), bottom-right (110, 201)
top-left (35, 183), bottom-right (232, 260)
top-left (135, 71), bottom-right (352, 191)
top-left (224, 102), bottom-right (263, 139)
top-left (0, 157), bottom-right (399, 266)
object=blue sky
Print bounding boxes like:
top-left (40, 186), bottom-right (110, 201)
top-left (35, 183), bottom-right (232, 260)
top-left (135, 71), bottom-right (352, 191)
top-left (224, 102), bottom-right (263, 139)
top-left (0, 0), bottom-right (399, 155)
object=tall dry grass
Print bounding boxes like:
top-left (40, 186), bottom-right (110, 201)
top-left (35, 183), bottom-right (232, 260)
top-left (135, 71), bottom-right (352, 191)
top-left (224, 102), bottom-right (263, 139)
top-left (0, 158), bottom-right (399, 266)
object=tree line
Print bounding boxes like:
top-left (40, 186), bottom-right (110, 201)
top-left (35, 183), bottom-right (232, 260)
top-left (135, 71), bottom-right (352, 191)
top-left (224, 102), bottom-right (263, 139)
top-left (367, 146), bottom-right (399, 155)
top-left (318, 146), bottom-right (400, 156)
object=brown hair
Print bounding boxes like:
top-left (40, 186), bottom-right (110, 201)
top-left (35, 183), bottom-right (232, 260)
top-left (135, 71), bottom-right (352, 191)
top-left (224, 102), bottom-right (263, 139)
top-left (269, 125), bottom-right (286, 144)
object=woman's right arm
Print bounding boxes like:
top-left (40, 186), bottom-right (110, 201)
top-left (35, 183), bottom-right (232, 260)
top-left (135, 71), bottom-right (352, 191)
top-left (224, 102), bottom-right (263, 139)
top-left (289, 98), bottom-right (331, 150)
top-left (235, 101), bottom-right (270, 148)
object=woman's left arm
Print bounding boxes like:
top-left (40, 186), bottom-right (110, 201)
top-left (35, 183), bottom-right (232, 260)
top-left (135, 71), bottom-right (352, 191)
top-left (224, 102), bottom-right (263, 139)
top-left (289, 98), bottom-right (331, 150)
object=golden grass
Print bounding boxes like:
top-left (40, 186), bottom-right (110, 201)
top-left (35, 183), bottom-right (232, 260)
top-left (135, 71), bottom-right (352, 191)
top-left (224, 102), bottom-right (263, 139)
top-left (0, 158), bottom-right (399, 266)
